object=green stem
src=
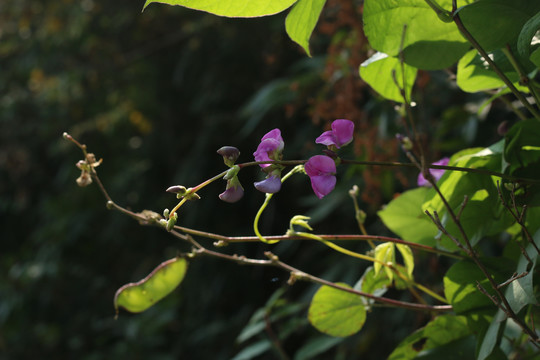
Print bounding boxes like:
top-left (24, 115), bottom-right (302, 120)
top-left (253, 165), bottom-right (305, 244)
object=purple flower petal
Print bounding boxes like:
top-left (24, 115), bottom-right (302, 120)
top-left (253, 129), bottom-right (284, 168)
top-left (305, 155), bottom-right (337, 199)
top-left (315, 119), bottom-right (354, 149)
top-left (310, 175), bottom-right (337, 199)
top-left (219, 186), bottom-right (244, 203)
top-left (331, 119), bottom-right (354, 148)
top-left (417, 157), bottom-right (450, 187)
top-left (254, 175), bottom-right (282, 194)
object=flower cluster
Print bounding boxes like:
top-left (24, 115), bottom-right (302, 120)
top-left (252, 129), bottom-right (285, 194)
top-left (253, 119), bottom-right (354, 199)
top-left (214, 120), bottom-right (355, 202)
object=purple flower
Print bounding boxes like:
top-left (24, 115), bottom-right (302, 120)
top-left (253, 129), bottom-right (284, 168)
top-left (219, 176), bottom-right (244, 203)
top-left (304, 155), bottom-right (337, 199)
top-left (417, 157), bottom-right (450, 187)
top-left (254, 174), bottom-right (281, 194)
top-left (315, 119), bottom-right (354, 149)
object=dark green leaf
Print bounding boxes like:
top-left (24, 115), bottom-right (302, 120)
top-left (388, 315), bottom-right (471, 360)
top-left (457, 0), bottom-right (540, 52)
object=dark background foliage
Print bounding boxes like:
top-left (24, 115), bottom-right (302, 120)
top-left (1, 0), bottom-right (506, 358)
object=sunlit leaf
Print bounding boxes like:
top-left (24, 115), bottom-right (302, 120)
top-left (363, 0), bottom-right (469, 70)
top-left (396, 244), bottom-right (414, 278)
top-left (285, 0), bottom-right (326, 56)
top-left (373, 242), bottom-right (395, 281)
top-left (143, 0), bottom-right (298, 18)
top-left (456, 50), bottom-right (525, 93)
top-left (359, 52), bottom-right (417, 103)
top-left (378, 187), bottom-right (438, 247)
top-left (114, 257), bottom-right (188, 314)
top-left (308, 283), bottom-right (366, 337)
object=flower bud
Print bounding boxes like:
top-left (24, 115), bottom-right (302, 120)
top-left (166, 185), bottom-right (188, 195)
top-left (217, 146), bottom-right (240, 167)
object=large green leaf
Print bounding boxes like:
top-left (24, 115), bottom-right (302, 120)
top-left (359, 52), bottom-right (417, 103)
top-left (363, 0), bottom-right (469, 70)
top-left (285, 0), bottom-right (326, 56)
top-left (143, 0), bottom-right (298, 18)
top-left (378, 187), bottom-right (438, 247)
top-left (308, 283), bottom-right (366, 337)
top-left (444, 258), bottom-right (512, 314)
top-left (114, 257), bottom-right (188, 314)
top-left (388, 315), bottom-right (473, 359)
top-left (457, 0), bottom-right (540, 53)
top-left (422, 144), bottom-right (514, 249)
top-left (456, 49), bottom-right (526, 93)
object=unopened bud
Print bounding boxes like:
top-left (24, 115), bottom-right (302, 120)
top-left (166, 217), bottom-right (176, 231)
top-left (163, 208), bottom-right (170, 218)
top-left (166, 185), bottom-right (187, 195)
top-left (217, 146), bottom-right (240, 167)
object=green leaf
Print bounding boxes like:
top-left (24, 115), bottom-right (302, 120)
top-left (456, 50), bottom-right (526, 93)
top-left (388, 315), bottom-right (472, 359)
top-left (378, 187), bottom-right (438, 247)
top-left (373, 242), bottom-right (395, 280)
top-left (308, 283), bottom-right (366, 337)
top-left (143, 0), bottom-right (298, 18)
top-left (458, 0), bottom-right (540, 53)
top-left (443, 258), bottom-right (512, 314)
top-left (504, 230), bottom-right (539, 314)
top-left (355, 266), bottom-right (392, 297)
top-left (422, 144), bottom-right (514, 249)
top-left (396, 244), bottom-right (414, 278)
top-left (517, 11), bottom-right (540, 65)
top-left (477, 309), bottom-right (505, 360)
top-left (359, 52), bottom-right (417, 103)
top-left (285, 0), bottom-right (326, 56)
top-left (363, 0), bottom-right (469, 70)
top-left (530, 47), bottom-right (540, 68)
top-left (504, 119), bottom-right (540, 176)
top-left (114, 257), bottom-right (188, 314)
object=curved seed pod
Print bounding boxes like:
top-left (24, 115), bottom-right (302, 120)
top-left (114, 257), bottom-right (188, 315)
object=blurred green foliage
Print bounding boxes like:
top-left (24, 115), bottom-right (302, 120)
top-left (0, 0), bottom-right (518, 359)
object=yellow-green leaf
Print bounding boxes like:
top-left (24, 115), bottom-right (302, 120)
top-left (143, 0), bottom-right (298, 18)
top-left (114, 257), bottom-right (188, 314)
top-left (374, 242), bottom-right (395, 281)
top-left (285, 0), bottom-right (326, 56)
top-left (308, 283), bottom-right (366, 337)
